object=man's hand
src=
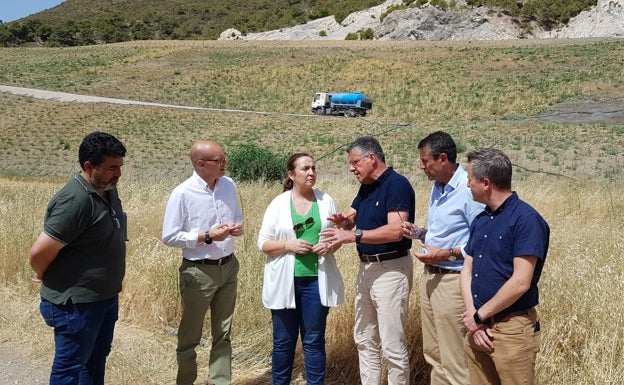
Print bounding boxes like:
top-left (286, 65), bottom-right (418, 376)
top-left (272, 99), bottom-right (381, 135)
top-left (327, 210), bottom-right (355, 230)
top-left (210, 224), bottom-right (232, 241)
top-left (413, 241), bottom-right (444, 265)
top-left (227, 222), bottom-right (244, 237)
top-left (471, 327), bottom-right (494, 352)
top-left (400, 222), bottom-right (420, 239)
top-left (463, 308), bottom-right (481, 334)
top-left (319, 228), bottom-right (355, 248)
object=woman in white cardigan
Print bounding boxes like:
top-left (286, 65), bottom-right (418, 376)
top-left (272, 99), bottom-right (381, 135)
top-left (257, 153), bottom-right (345, 385)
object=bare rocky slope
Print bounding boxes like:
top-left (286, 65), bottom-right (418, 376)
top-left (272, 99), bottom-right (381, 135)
top-left (219, 0), bottom-right (624, 41)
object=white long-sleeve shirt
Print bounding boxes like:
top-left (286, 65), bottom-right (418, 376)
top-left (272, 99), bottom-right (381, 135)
top-left (162, 172), bottom-right (243, 260)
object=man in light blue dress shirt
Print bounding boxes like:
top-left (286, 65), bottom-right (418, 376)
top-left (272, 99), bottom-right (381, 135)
top-left (403, 131), bottom-right (483, 385)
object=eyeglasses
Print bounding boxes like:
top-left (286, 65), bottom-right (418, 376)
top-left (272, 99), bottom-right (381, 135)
top-left (201, 154), bottom-right (228, 165)
top-left (349, 154), bottom-right (369, 167)
top-left (293, 217), bottom-right (314, 234)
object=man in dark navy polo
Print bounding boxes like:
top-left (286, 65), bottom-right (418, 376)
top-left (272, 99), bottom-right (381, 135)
top-left (460, 148), bottom-right (549, 385)
top-left (321, 136), bottom-right (415, 385)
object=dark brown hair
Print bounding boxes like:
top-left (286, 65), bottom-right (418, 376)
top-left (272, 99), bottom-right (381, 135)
top-left (282, 152), bottom-right (313, 192)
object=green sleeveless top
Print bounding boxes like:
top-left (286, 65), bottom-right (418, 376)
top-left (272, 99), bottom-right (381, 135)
top-left (290, 199), bottom-right (321, 277)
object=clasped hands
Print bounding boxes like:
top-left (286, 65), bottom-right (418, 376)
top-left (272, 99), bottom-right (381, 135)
top-left (463, 309), bottom-right (494, 352)
top-left (211, 222), bottom-right (244, 241)
top-left (285, 239), bottom-right (334, 256)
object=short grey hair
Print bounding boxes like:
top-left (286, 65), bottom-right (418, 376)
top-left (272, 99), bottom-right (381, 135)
top-left (346, 136), bottom-right (385, 163)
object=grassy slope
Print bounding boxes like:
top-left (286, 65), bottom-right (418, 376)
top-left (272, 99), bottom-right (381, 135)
top-left (1, 40), bottom-right (623, 181)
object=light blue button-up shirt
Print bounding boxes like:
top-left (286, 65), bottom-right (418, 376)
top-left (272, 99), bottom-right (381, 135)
top-left (425, 165), bottom-right (484, 271)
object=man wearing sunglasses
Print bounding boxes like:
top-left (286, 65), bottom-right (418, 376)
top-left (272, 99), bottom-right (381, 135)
top-left (321, 136), bottom-right (415, 385)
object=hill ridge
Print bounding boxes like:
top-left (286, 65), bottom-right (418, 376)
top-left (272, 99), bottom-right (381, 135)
top-left (220, 0), bottom-right (624, 41)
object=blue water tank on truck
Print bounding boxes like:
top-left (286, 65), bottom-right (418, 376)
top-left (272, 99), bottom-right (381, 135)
top-left (311, 92), bottom-right (373, 117)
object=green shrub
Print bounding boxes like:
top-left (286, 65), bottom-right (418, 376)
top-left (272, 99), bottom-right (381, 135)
top-left (380, 4), bottom-right (409, 22)
top-left (359, 28), bottom-right (374, 40)
top-left (430, 0), bottom-right (449, 10)
top-left (345, 32), bottom-right (358, 40)
top-left (227, 144), bottom-right (287, 182)
top-left (319, 29), bottom-right (327, 37)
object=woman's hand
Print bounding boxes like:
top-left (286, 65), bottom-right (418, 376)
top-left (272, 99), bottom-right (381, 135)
top-left (284, 239), bottom-right (313, 255)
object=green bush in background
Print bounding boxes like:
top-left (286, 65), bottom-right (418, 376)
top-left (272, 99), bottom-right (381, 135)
top-left (227, 144), bottom-right (287, 182)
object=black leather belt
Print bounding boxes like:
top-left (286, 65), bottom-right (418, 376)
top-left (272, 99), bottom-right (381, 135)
top-left (426, 265), bottom-right (460, 274)
top-left (359, 250), bottom-right (408, 263)
top-left (185, 253), bottom-right (233, 266)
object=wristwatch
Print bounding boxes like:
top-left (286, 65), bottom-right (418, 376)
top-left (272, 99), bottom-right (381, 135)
top-left (354, 228), bottom-right (363, 244)
top-left (448, 247), bottom-right (457, 262)
top-left (204, 232), bottom-right (213, 245)
top-left (473, 310), bottom-right (485, 324)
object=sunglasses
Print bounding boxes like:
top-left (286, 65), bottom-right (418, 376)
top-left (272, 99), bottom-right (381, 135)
top-left (293, 217), bottom-right (315, 234)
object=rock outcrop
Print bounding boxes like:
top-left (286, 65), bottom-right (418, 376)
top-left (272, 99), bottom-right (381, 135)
top-left (219, 0), bottom-right (624, 41)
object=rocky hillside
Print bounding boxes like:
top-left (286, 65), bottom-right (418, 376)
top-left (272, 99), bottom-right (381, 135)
top-left (220, 0), bottom-right (624, 40)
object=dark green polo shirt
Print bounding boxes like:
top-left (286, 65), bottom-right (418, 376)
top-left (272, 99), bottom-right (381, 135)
top-left (41, 174), bottom-right (126, 305)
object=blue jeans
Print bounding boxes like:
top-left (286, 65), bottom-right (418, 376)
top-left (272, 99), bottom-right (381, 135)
top-left (271, 276), bottom-right (329, 385)
top-left (40, 296), bottom-right (119, 385)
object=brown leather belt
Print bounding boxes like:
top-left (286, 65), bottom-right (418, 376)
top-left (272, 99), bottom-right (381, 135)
top-left (359, 250), bottom-right (408, 263)
top-left (491, 309), bottom-right (531, 323)
top-left (185, 253), bottom-right (233, 266)
top-left (426, 265), bottom-right (460, 274)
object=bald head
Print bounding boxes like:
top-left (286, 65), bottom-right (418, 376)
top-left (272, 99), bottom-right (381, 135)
top-left (190, 141), bottom-right (227, 187)
top-left (190, 141), bottom-right (222, 164)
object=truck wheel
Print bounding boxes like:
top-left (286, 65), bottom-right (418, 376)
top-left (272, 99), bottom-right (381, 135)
top-left (345, 109), bottom-right (356, 118)
top-left (315, 108), bottom-right (324, 115)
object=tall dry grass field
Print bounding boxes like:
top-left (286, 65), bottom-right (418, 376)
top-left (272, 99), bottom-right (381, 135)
top-left (1, 39), bottom-right (623, 384)
top-left (1, 176), bottom-right (623, 384)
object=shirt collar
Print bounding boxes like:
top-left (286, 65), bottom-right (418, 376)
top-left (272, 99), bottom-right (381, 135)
top-left (372, 166), bottom-right (393, 186)
top-left (433, 164), bottom-right (465, 194)
top-left (191, 171), bottom-right (219, 192)
top-left (485, 191), bottom-right (518, 215)
top-left (73, 173), bottom-right (97, 194)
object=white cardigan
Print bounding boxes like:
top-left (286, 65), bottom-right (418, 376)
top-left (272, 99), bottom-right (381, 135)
top-left (257, 189), bottom-right (345, 309)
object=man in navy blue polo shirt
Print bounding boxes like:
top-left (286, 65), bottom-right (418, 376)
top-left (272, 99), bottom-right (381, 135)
top-left (321, 136), bottom-right (415, 385)
top-left (460, 148), bottom-right (549, 385)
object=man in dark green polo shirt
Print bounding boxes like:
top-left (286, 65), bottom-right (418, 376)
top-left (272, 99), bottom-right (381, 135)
top-left (29, 131), bottom-right (127, 385)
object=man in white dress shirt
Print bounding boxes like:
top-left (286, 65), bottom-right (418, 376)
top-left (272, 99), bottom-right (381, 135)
top-left (162, 140), bottom-right (244, 385)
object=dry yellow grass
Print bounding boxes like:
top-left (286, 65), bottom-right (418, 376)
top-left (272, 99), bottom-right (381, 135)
top-left (1, 174), bottom-right (623, 384)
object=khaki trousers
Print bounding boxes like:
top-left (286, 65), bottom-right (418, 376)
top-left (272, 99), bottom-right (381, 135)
top-left (464, 307), bottom-right (540, 385)
top-left (354, 255), bottom-right (413, 385)
top-left (420, 268), bottom-right (469, 385)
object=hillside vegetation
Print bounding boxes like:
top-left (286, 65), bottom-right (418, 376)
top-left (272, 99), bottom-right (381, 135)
top-left (0, 0), bottom-right (597, 46)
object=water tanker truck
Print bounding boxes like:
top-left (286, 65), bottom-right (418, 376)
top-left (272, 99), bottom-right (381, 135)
top-left (311, 92), bottom-right (373, 117)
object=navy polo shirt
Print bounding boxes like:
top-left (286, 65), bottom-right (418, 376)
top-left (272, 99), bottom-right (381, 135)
top-left (352, 167), bottom-right (415, 255)
top-left (465, 192), bottom-right (549, 315)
